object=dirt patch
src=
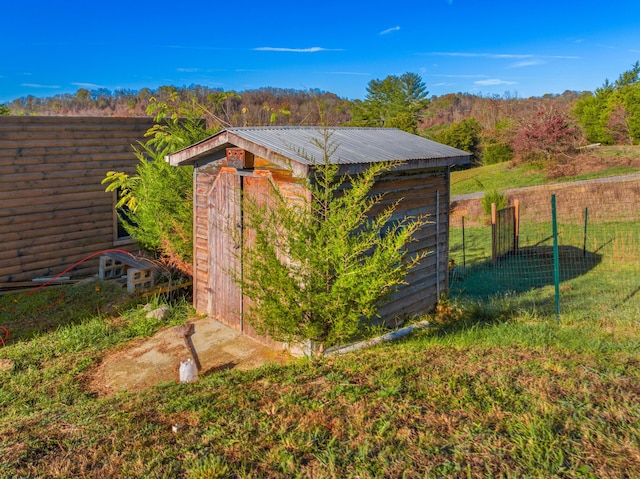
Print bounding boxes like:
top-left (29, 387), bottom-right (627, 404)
top-left (0, 358), bottom-right (14, 372)
top-left (89, 317), bottom-right (292, 396)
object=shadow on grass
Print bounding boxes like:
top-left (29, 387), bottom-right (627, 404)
top-left (0, 282), bottom-right (131, 344)
top-left (450, 245), bottom-right (602, 315)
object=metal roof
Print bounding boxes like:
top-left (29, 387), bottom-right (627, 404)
top-left (166, 126), bottom-right (470, 169)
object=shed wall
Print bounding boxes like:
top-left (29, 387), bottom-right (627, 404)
top-left (192, 156), bottom-right (451, 345)
top-left (193, 164), bottom-right (216, 314)
top-left (373, 167), bottom-right (450, 320)
top-left (0, 116), bottom-right (154, 283)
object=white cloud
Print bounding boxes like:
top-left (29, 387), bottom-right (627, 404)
top-left (71, 82), bottom-right (104, 88)
top-left (475, 79), bottom-right (517, 86)
top-left (510, 60), bottom-right (544, 68)
top-left (379, 26), bottom-right (400, 35)
top-left (21, 83), bottom-right (60, 89)
top-left (254, 46), bottom-right (338, 53)
top-left (177, 68), bottom-right (200, 73)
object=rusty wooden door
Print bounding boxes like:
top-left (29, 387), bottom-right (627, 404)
top-left (208, 167), bottom-right (242, 329)
top-left (239, 171), bottom-right (273, 338)
top-left (208, 168), bottom-right (273, 334)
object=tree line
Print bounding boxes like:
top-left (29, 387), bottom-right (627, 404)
top-left (3, 85), bottom-right (352, 128)
top-left (3, 62), bottom-right (639, 171)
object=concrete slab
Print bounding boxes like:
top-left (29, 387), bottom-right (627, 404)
top-left (89, 317), bottom-right (291, 396)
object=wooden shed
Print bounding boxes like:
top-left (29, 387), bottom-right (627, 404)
top-left (166, 126), bottom-right (470, 342)
top-left (0, 116), bottom-right (154, 284)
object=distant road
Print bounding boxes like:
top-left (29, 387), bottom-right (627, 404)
top-left (451, 172), bottom-right (640, 202)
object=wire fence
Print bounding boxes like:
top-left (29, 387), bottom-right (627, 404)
top-left (448, 176), bottom-right (640, 320)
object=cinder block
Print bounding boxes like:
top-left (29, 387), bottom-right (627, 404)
top-left (127, 268), bottom-right (155, 293)
top-left (99, 256), bottom-right (125, 279)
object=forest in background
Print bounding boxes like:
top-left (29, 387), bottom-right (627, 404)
top-left (2, 62), bottom-right (639, 173)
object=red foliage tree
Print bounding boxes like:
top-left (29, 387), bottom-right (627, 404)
top-left (511, 107), bottom-right (583, 164)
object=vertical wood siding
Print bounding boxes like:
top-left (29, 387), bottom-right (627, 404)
top-left (193, 165), bottom-right (218, 314)
top-left (208, 169), bottom-right (242, 329)
top-left (0, 116), bottom-right (154, 283)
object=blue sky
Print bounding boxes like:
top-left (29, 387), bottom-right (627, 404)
top-left (2, 0), bottom-right (639, 104)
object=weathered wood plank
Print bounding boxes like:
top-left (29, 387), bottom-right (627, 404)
top-left (3, 218), bottom-right (112, 243)
top-left (0, 153), bottom-right (137, 169)
top-left (0, 169), bottom-right (124, 185)
top-left (0, 161), bottom-right (136, 179)
top-left (0, 227), bottom-right (114, 261)
top-left (1, 117), bottom-right (149, 283)
top-left (0, 127), bottom-right (150, 141)
top-left (207, 170), bottom-right (242, 325)
top-left (2, 240), bottom-right (116, 278)
top-left (1, 190), bottom-right (112, 209)
top-left (379, 289), bottom-right (439, 319)
top-left (0, 116), bottom-right (152, 130)
top-left (0, 144), bottom-right (138, 159)
top-left (0, 180), bottom-right (117, 201)
top-left (0, 203), bottom-right (112, 227)
top-left (0, 134), bottom-right (148, 149)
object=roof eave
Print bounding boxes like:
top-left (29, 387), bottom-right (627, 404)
top-left (336, 154), bottom-right (471, 175)
top-left (165, 131), bottom-right (231, 166)
top-left (166, 130), bottom-right (310, 176)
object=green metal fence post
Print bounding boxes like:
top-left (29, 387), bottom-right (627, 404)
top-left (583, 207), bottom-right (589, 258)
top-left (552, 194), bottom-right (560, 321)
top-left (462, 216), bottom-right (466, 272)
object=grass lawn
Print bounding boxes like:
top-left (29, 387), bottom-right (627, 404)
top-left (1, 269), bottom-right (639, 477)
top-left (451, 145), bottom-right (640, 196)
top-left (451, 162), bottom-right (547, 195)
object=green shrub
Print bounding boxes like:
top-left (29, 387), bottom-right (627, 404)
top-left (431, 118), bottom-right (482, 164)
top-left (481, 190), bottom-right (508, 215)
top-left (483, 143), bottom-right (513, 165)
top-left (102, 93), bottom-right (217, 276)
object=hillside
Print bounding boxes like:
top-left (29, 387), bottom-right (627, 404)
top-left (2, 82), bottom-right (579, 132)
top-left (451, 144), bottom-right (640, 196)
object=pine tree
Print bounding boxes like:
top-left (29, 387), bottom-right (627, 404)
top-left (239, 129), bottom-right (429, 346)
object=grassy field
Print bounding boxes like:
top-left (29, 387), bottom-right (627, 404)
top-left (1, 148), bottom-right (639, 478)
top-left (1, 271), bottom-right (639, 477)
top-left (451, 145), bottom-right (640, 196)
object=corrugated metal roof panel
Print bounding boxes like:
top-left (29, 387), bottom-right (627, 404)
top-left (225, 126), bottom-right (469, 165)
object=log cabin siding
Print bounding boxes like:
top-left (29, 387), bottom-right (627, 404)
top-left (0, 116), bottom-right (154, 283)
